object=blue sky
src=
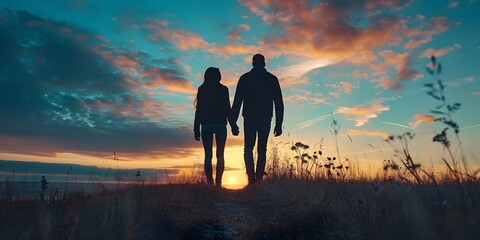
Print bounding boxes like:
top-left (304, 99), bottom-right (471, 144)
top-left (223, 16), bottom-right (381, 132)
top-left (0, 0), bottom-right (479, 173)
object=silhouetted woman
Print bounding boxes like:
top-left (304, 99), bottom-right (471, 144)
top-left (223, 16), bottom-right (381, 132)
top-left (194, 67), bottom-right (238, 187)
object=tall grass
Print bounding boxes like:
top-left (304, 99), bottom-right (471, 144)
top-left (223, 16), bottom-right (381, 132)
top-left (2, 177), bottom-right (479, 239)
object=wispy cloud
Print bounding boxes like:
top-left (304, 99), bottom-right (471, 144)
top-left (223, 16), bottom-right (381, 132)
top-left (284, 93), bottom-right (328, 105)
top-left (141, 66), bottom-right (196, 93)
top-left (404, 16), bottom-right (454, 49)
top-left (338, 102), bottom-right (390, 126)
top-left (382, 121), bottom-right (414, 130)
top-left (297, 112), bottom-right (336, 129)
top-left (422, 44), bottom-right (461, 58)
top-left (371, 76), bottom-right (401, 90)
top-left (346, 129), bottom-right (389, 140)
top-left (409, 114), bottom-right (436, 128)
top-left (227, 24), bottom-right (250, 41)
top-left (460, 123), bottom-right (480, 130)
top-left (273, 58), bottom-right (334, 87)
top-left (327, 81), bottom-right (358, 97)
top-left (144, 19), bottom-right (209, 50)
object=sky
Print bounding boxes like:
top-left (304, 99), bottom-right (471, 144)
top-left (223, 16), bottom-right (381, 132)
top-left (1, 0), bottom-right (479, 179)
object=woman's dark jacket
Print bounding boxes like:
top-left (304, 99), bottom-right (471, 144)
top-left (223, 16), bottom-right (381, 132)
top-left (194, 84), bottom-right (235, 132)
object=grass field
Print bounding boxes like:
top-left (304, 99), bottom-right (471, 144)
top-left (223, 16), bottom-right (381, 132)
top-left (2, 176), bottom-right (480, 240)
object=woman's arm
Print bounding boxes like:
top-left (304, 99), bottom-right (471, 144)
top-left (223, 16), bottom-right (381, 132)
top-left (194, 107), bottom-right (201, 133)
top-left (194, 91), bottom-right (202, 140)
top-left (225, 87), bottom-right (239, 135)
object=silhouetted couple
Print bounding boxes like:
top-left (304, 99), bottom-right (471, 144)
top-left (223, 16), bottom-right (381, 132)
top-left (194, 54), bottom-right (284, 187)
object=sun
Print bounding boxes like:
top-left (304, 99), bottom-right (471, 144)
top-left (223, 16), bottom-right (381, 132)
top-left (229, 176), bottom-right (237, 185)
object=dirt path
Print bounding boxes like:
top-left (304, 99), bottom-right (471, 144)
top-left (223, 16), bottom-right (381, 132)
top-left (194, 188), bottom-right (256, 239)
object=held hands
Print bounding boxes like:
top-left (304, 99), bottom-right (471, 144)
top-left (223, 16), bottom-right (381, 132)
top-left (232, 124), bottom-right (240, 136)
top-left (194, 130), bottom-right (201, 141)
top-left (273, 125), bottom-right (282, 137)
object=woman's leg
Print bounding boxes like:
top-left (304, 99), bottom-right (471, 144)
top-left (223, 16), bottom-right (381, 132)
top-left (215, 125), bottom-right (227, 186)
top-left (201, 125), bottom-right (214, 184)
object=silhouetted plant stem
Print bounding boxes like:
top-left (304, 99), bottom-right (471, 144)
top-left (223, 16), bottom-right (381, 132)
top-left (347, 134), bottom-right (360, 177)
top-left (330, 111), bottom-right (341, 166)
top-left (386, 133), bottom-right (424, 184)
top-left (426, 56), bottom-right (469, 176)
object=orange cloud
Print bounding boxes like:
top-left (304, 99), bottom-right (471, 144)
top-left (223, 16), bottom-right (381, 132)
top-left (144, 19), bottom-right (208, 50)
top-left (94, 48), bottom-right (141, 73)
top-left (239, 0), bottom-right (445, 62)
top-left (238, 0), bottom-right (299, 24)
top-left (171, 29), bottom-right (209, 50)
top-left (346, 129), bottom-right (389, 140)
top-left (235, 0), bottom-right (411, 67)
top-left (238, 0), bottom-right (273, 23)
top-left (409, 114), bottom-right (435, 128)
top-left (144, 19), bottom-right (268, 60)
top-left (403, 16), bottom-right (454, 49)
top-left (211, 44), bottom-right (260, 56)
top-left (329, 92), bottom-right (340, 97)
top-left (227, 24), bottom-right (250, 41)
top-left (142, 2), bottom-right (454, 70)
top-left (377, 50), bottom-right (423, 81)
top-left (371, 76), bottom-right (401, 90)
top-left (284, 94), bottom-right (309, 103)
top-left (404, 35), bottom-right (432, 49)
top-left (141, 67), bottom-right (196, 93)
top-left (236, 0), bottom-right (454, 91)
top-left (352, 70), bottom-right (369, 79)
top-left (327, 81), bottom-right (358, 97)
top-left (284, 94), bottom-right (327, 105)
top-left (422, 44), bottom-right (461, 58)
top-left (110, 55), bottom-right (139, 73)
top-left (140, 2), bottom-right (454, 92)
top-left (338, 102), bottom-right (390, 126)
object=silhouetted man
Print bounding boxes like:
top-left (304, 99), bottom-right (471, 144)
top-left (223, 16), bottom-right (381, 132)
top-left (231, 54), bottom-right (284, 184)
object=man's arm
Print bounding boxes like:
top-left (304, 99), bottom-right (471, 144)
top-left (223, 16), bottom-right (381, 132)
top-left (230, 77), bottom-right (244, 125)
top-left (273, 76), bottom-right (284, 136)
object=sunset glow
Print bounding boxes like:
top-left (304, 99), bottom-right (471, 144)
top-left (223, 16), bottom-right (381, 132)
top-left (1, 0), bottom-right (479, 182)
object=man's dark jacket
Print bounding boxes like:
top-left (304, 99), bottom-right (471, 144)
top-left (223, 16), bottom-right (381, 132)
top-left (231, 67), bottom-right (284, 126)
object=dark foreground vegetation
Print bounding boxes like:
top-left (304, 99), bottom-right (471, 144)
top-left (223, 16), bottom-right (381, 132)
top-left (2, 177), bottom-right (480, 240)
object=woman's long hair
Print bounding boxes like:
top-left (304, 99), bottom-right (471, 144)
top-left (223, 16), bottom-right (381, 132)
top-left (194, 67), bottom-right (221, 109)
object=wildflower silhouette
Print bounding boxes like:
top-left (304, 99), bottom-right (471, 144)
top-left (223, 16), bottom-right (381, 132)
top-left (425, 55), bottom-right (468, 176)
top-left (291, 142), bottom-right (311, 177)
top-left (40, 176), bottom-right (49, 204)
